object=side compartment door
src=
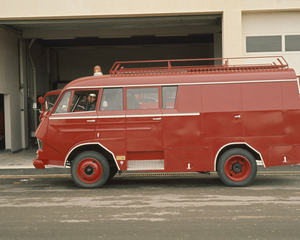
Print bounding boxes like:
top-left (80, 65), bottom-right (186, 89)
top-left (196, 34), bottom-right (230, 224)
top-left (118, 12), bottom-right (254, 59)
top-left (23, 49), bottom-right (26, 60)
top-left (47, 90), bottom-right (98, 155)
top-left (95, 88), bottom-right (126, 170)
top-left (162, 85), bottom-right (211, 172)
top-left (125, 87), bottom-right (164, 170)
top-left (202, 84), bottom-right (243, 138)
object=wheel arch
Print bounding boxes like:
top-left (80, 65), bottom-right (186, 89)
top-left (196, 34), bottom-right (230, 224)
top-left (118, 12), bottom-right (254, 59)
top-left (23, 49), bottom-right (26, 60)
top-left (214, 142), bottom-right (264, 171)
top-left (64, 142), bottom-right (119, 171)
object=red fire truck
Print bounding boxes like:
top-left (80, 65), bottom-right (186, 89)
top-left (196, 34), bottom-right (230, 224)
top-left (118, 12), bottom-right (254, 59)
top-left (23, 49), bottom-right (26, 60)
top-left (33, 57), bottom-right (300, 188)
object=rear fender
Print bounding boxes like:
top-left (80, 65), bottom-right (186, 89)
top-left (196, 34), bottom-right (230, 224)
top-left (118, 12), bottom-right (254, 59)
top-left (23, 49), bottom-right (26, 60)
top-left (214, 142), bottom-right (264, 171)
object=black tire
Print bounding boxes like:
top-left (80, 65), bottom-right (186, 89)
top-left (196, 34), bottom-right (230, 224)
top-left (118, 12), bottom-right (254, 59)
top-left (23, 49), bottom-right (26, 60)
top-left (108, 166), bottom-right (118, 179)
top-left (217, 148), bottom-right (257, 187)
top-left (71, 151), bottom-right (110, 188)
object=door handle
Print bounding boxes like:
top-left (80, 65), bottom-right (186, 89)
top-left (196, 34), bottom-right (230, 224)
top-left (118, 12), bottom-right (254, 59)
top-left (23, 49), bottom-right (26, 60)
top-left (234, 115), bottom-right (241, 119)
top-left (87, 119), bottom-right (95, 122)
top-left (153, 117), bottom-right (161, 121)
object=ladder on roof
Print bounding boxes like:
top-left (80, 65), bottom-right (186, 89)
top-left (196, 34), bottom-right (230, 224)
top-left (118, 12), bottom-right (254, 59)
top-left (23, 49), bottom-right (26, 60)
top-left (110, 56), bottom-right (289, 76)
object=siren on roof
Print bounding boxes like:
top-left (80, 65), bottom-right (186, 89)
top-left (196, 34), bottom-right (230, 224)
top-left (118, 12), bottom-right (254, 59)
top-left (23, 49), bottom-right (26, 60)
top-left (94, 65), bottom-right (103, 76)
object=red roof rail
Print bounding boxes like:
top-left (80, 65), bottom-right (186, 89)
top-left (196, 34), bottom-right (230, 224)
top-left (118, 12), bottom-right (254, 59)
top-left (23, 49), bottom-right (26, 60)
top-left (110, 56), bottom-right (289, 76)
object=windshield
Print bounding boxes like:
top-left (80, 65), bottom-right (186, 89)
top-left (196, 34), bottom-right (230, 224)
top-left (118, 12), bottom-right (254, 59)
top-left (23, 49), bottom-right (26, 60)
top-left (45, 94), bottom-right (59, 111)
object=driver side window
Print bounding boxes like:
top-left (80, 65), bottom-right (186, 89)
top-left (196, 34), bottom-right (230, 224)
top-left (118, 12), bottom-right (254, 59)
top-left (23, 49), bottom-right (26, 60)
top-left (70, 91), bottom-right (98, 112)
top-left (54, 90), bottom-right (99, 114)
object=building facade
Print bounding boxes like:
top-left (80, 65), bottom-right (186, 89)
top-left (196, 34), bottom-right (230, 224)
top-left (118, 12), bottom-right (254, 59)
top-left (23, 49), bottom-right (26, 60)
top-left (0, 0), bottom-right (300, 151)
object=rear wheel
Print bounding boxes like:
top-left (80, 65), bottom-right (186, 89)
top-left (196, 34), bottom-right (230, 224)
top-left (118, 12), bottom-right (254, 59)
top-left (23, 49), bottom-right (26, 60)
top-left (108, 166), bottom-right (118, 179)
top-left (217, 148), bottom-right (257, 187)
top-left (71, 151), bottom-right (109, 188)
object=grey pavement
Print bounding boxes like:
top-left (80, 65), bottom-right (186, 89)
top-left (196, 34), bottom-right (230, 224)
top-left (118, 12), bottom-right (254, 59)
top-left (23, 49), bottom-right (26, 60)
top-left (1, 147), bottom-right (300, 175)
top-left (0, 147), bottom-right (70, 176)
top-left (0, 147), bottom-right (37, 169)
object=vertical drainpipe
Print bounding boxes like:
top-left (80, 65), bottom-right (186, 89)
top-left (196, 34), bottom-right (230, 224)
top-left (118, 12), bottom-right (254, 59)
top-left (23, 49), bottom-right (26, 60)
top-left (28, 39), bottom-right (37, 136)
top-left (19, 39), bottom-right (26, 149)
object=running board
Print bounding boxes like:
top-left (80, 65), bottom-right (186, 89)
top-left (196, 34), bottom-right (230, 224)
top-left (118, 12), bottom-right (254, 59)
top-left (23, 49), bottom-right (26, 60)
top-left (127, 160), bottom-right (164, 170)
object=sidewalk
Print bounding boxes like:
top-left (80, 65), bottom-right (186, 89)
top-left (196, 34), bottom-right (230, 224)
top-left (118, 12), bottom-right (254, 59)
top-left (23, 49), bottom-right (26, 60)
top-left (0, 147), bottom-right (37, 169)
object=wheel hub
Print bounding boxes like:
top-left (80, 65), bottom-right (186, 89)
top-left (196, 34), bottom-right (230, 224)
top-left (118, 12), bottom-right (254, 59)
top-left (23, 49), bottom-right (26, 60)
top-left (223, 154), bottom-right (252, 182)
top-left (84, 164), bottom-right (95, 176)
top-left (232, 161), bottom-right (243, 174)
top-left (76, 158), bottom-right (103, 183)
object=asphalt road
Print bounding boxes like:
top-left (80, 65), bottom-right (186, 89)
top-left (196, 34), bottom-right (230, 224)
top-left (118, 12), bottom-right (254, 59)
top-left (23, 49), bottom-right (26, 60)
top-left (0, 172), bottom-right (300, 240)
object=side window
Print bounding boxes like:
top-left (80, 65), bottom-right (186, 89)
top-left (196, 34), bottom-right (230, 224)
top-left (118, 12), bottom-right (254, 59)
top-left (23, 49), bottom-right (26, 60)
top-left (127, 87), bottom-right (159, 110)
top-left (100, 88), bottom-right (123, 111)
top-left (70, 91), bottom-right (98, 112)
top-left (162, 86), bottom-right (177, 109)
top-left (54, 91), bottom-right (71, 114)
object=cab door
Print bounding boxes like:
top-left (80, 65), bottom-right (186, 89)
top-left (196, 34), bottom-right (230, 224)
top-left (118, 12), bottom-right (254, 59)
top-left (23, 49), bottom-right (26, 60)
top-left (125, 87), bottom-right (164, 164)
top-left (47, 90), bottom-right (98, 155)
top-left (95, 88), bottom-right (126, 168)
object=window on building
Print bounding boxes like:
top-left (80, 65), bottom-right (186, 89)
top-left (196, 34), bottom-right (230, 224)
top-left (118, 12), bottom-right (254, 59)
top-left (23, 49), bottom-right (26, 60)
top-left (127, 87), bottom-right (159, 110)
top-left (246, 36), bottom-right (282, 52)
top-left (285, 35), bottom-right (300, 51)
top-left (162, 86), bottom-right (177, 109)
top-left (100, 88), bottom-right (123, 111)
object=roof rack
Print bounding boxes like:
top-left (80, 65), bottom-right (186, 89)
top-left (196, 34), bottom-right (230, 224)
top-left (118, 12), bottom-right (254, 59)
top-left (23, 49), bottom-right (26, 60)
top-left (110, 56), bottom-right (289, 76)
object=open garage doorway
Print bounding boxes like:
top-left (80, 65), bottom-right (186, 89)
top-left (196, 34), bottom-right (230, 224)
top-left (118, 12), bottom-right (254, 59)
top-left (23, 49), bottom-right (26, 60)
top-left (36, 33), bottom-right (218, 87)
top-left (3, 14), bottom-right (222, 89)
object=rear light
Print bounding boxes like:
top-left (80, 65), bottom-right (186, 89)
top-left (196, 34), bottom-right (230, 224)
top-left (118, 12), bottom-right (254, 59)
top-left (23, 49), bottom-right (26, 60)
top-left (37, 138), bottom-right (43, 150)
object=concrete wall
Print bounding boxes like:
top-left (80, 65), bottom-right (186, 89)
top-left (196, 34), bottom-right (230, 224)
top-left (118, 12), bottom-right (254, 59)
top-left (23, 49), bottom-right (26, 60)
top-left (0, 27), bottom-right (22, 152)
top-left (242, 11), bottom-right (300, 75)
top-left (1, 0), bottom-right (300, 19)
top-left (1, 0), bottom-right (300, 60)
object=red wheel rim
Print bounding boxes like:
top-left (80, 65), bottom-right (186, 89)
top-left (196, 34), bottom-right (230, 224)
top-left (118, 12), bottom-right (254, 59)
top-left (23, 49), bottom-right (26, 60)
top-left (224, 155), bottom-right (251, 182)
top-left (76, 158), bottom-right (103, 184)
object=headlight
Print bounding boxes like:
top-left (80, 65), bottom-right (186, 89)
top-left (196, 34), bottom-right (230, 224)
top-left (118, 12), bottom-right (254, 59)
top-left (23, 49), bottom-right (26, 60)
top-left (37, 138), bottom-right (43, 150)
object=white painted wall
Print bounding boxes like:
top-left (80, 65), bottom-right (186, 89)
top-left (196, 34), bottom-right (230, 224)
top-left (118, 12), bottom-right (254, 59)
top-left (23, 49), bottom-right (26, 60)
top-left (1, 0), bottom-right (300, 19)
top-left (0, 27), bottom-right (22, 152)
top-left (242, 12), bottom-right (300, 75)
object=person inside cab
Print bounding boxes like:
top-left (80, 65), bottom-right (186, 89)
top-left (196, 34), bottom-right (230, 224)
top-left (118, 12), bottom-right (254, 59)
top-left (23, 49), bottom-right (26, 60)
top-left (87, 93), bottom-right (97, 111)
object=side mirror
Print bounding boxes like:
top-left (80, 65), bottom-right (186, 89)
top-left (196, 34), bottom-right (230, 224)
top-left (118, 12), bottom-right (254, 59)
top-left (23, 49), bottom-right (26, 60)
top-left (33, 102), bottom-right (41, 113)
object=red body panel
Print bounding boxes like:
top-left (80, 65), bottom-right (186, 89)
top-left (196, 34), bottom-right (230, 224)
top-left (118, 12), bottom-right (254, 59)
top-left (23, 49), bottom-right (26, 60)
top-left (34, 57), bottom-right (300, 174)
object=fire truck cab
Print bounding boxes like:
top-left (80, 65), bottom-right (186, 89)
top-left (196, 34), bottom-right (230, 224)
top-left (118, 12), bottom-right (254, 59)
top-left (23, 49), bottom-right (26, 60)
top-left (33, 57), bottom-right (300, 188)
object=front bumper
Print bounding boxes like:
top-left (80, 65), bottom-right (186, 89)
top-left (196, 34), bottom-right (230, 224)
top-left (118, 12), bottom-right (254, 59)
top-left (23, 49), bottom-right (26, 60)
top-left (33, 159), bottom-right (46, 169)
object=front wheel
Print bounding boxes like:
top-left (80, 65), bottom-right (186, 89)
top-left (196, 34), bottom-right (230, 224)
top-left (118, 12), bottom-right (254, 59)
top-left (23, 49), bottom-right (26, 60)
top-left (217, 148), bottom-right (257, 187)
top-left (71, 151), bottom-right (110, 188)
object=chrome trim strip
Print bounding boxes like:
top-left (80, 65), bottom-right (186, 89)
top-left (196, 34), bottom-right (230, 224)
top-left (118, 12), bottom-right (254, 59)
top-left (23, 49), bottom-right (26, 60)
top-left (45, 165), bottom-right (67, 169)
top-left (126, 114), bottom-right (162, 118)
top-left (163, 113), bottom-right (200, 117)
top-left (50, 113), bottom-right (200, 120)
top-left (296, 76), bottom-right (300, 94)
top-left (50, 115), bottom-right (97, 120)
